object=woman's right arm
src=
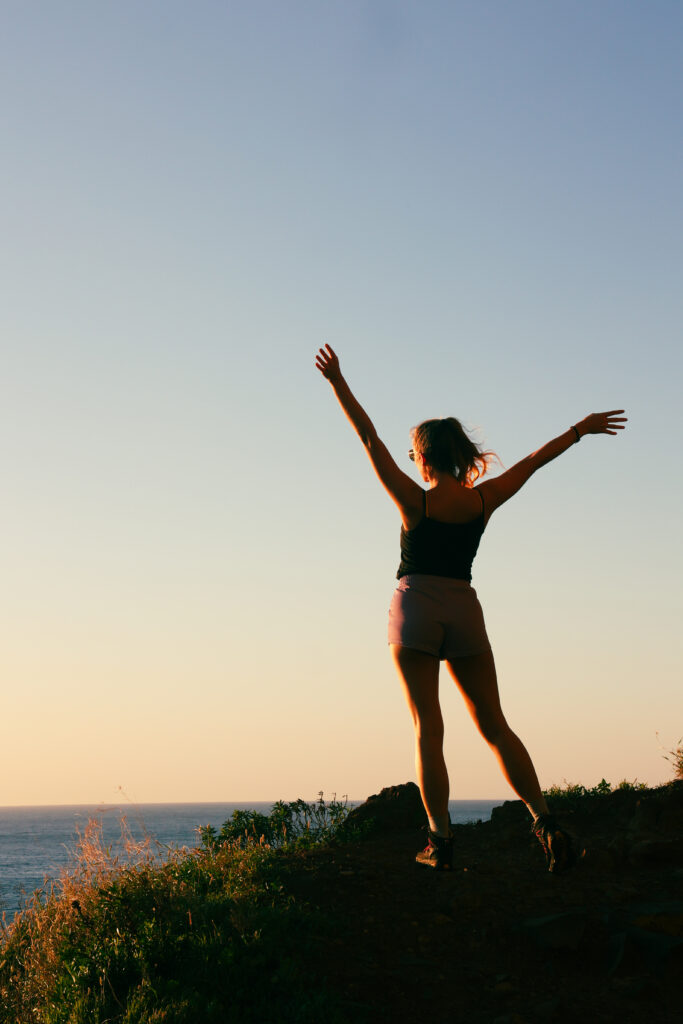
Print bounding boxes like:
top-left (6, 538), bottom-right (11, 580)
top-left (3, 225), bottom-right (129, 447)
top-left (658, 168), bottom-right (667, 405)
top-left (479, 411), bottom-right (627, 517)
top-left (315, 345), bottom-right (423, 521)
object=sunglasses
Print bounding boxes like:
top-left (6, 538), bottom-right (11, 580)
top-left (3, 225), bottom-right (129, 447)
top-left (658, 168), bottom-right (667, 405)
top-left (408, 449), bottom-right (416, 461)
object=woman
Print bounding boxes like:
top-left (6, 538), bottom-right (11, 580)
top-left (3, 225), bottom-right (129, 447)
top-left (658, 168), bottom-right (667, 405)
top-left (315, 343), bottom-right (627, 872)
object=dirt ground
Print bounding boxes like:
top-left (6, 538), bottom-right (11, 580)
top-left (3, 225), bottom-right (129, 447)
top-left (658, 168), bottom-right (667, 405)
top-left (285, 782), bottom-right (683, 1024)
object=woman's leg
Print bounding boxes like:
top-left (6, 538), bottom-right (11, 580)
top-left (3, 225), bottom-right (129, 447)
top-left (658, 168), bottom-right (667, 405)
top-left (445, 649), bottom-right (549, 819)
top-left (390, 644), bottom-right (451, 836)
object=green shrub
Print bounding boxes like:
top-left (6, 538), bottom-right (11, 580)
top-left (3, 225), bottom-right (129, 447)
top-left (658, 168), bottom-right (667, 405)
top-left (199, 792), bottom-right (353, 851)
top-left (543, 778), bottom-right (648, 809)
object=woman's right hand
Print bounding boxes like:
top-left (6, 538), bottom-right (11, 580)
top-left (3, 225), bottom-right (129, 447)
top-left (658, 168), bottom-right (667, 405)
top-left (575, 410), bottom-right (628, 437)
top-left (315, 344), bottom-right (343, 383)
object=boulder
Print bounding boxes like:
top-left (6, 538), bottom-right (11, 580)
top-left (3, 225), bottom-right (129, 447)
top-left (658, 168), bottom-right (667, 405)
top-left (345, 782), bottom-right (425, 833)
top-left (490, 800), bottom-right (527, 828)
top-left (606, 901), bottom-right (683, 971)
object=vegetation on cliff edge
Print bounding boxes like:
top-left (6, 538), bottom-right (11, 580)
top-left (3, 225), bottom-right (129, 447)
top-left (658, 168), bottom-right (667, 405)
top-left (0, 796), bottom-right (353, 1024)
top-left (1, 772), bottom-right (680, 1023)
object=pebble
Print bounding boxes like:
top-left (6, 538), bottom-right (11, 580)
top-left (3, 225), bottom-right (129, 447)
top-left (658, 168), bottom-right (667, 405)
top-left (430, 912), bottom-right (454, 926)
top-left (494, 980), bottom-right (516, 997)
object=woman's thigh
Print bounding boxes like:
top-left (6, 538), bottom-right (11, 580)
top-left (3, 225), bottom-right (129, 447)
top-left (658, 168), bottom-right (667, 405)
top-left (390, 644), bottom-right (442, 732)
top-left (445, 649), bottom-right (506, 739)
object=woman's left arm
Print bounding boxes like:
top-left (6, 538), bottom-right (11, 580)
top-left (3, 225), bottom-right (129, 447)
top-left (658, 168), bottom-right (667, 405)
top-left (479, 410), bottom-right (627, 517)
top-left (315, 345), bottom-right (421, 515)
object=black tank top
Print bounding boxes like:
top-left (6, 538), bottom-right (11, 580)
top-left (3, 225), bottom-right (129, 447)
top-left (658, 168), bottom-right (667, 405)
top-left (396, 489), bottom-right (485, 582)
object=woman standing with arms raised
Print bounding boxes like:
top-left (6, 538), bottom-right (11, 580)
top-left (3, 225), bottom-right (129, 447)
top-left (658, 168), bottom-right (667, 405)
top-left (315, 344), bottom-right (626, 872)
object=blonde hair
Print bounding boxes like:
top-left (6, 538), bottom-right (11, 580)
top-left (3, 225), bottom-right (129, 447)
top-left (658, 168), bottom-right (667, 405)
top-left (412, 417), bottom-right (496, 486)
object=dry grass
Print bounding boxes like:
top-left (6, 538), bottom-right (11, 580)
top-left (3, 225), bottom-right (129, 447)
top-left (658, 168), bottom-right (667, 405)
top-left (1, 816), bottom-right (169, 1018)
top-left (0, 810), bottom-right (346, 1023)
top-left (658, 733), bottom-right (683, 781)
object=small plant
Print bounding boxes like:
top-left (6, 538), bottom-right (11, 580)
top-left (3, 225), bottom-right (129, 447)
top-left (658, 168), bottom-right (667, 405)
top-left (658, 733), bottom-right (683, 779)
top-left (615, 778), bottom-right (648, 791)
top-left (543, 778), bottom-right (612, 801)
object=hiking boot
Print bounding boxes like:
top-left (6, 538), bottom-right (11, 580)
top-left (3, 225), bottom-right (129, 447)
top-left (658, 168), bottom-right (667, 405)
top-left (416, 830), bottom-right (453, 870)
top-left (532, 814), bottom-right (575, 873)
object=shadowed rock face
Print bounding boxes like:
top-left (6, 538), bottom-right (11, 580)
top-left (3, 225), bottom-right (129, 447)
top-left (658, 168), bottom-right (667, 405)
top-left (345, 782), bottom-right (426, 832)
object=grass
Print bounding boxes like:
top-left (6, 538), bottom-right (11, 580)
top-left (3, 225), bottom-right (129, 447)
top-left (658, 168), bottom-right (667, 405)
top-left (0, 798), bottom-right (354, 1024)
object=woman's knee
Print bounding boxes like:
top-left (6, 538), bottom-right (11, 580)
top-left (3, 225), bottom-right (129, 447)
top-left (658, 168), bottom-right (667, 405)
top-left (475, 709), bottom-right (509, 746)
top-left (414, 716), bottom-right (444, 746)
top-left (415, 726), bottom-right (445, 768)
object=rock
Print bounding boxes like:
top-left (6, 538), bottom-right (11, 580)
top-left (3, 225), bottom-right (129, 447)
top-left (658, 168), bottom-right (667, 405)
top-left (533, 997), bottom-right (562, 1016)
top-left (345, 782), bottom-right (425, 833)
top-left (661, 808), bottom-right (683, 831)
top-left (629, 839), bottom-right (683, 867)
top-left (629, 797), bottom-right (661, 833)
top-left (579, 843), bottom-right (613, 870)
top-left (429, 911), bottom-right (454, 926)
top-left (606, 901), bottom-right (683, 971)
top-left (494, 980), bottom-right (516, 997)
top-left (606, 834), bottom-right (630, 865)
top-left (609, 976), bottom-right (654, 998)
top-left (631, 907), bottom-right (683, 938)
top-left (490, 800), bottom-right (528, 828)
top-left (518, 909), bottom-right (587, 951)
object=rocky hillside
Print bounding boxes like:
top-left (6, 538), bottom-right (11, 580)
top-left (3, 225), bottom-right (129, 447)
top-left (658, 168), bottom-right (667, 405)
top-left (288, 781), bottom-right (683, 1023)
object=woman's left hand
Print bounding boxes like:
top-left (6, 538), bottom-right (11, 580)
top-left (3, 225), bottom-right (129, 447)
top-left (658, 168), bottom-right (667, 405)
top-left (576, 410), bottom-right (628, 437)
top-left (315, 344), bottom-right (342, 382)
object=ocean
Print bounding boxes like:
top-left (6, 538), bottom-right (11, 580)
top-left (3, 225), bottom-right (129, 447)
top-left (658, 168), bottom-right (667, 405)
top-left (0, 799), bottom-right (502, 921)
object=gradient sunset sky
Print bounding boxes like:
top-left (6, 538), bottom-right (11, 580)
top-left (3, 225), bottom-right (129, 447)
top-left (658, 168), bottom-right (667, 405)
top-left (2, 1), bottom-right (681, 805)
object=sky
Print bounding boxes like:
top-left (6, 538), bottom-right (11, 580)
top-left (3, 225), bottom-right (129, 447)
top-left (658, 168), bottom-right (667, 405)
top-left (2, 1), bottom-right (681, 806)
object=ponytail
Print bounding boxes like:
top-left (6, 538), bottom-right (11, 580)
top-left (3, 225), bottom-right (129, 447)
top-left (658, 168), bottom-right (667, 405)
top-left (412, 417), bottom-right (496, 485)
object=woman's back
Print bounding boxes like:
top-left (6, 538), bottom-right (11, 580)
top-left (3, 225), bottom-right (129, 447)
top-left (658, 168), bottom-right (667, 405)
top-left (397, 489), bottom-right (485, 581)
